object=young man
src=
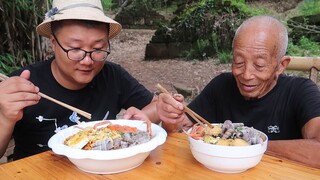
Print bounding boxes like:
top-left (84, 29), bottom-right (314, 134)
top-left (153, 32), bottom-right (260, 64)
top-left (0, 0), bottom-right (159, 160)
top-left (157, 15), bottom-right (320, 168)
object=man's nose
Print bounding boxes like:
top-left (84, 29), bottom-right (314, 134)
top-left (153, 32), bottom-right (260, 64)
top-left (80, 53), bottom-right (94, 64)
top-left (243, 65), bottom-right (254, 79)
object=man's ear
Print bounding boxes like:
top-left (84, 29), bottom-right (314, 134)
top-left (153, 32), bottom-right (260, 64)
top-left (277, 56), bottom-right (291, 74)
top-left (49, 35), bottom-right (56, 49)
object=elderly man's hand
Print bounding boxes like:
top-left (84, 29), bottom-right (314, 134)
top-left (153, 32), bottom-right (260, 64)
top-left (157, 93), bottom-right (185, 123)
top-left (156, 93), bottom-right (194, 132)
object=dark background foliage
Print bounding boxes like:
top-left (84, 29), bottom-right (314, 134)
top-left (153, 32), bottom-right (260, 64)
top-left (0, 0), bottom-right (319, 74)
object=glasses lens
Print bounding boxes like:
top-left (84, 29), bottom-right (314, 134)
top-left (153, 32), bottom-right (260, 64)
top-left (68, 49), bottom-right (86, 61)
top-left (91, 50), bottom-right (109, 61)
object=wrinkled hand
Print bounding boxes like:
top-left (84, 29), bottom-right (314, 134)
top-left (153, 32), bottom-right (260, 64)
top-left (156, 93), bottom-right (186, 125)
top-left (0, 70), bottom-right (40, 125)
top-left (157, 93), bottom-right (194, 132)
top-left (123, 107), bottom-right (152, 136)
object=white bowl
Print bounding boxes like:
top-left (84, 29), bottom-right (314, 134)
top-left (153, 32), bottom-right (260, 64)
top-left (48, 119), bottom-right (167, 174)
top-left (188, 127), bottom-right (268, 174)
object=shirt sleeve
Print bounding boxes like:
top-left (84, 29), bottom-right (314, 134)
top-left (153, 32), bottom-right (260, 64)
top-left (292, 79), bottom-right (320, 129)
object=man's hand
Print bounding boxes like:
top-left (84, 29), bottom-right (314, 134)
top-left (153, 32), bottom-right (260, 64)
top-left (0, 70), bottom-right (40, 124)
top-left (156, 93), bottom-right (193, 132)
top-left (157, 93), bottom-right (185, 124)
top-left (0, 70), bottom-right (40, 158)
top-left (123, 107), bottom-right (152, 136)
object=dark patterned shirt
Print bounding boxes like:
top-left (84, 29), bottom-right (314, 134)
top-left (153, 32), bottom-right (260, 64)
top-left (10, 59), bottom-right (153, 160)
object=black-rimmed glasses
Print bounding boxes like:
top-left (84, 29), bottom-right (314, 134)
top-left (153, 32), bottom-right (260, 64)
top-left (52, 33), bottom-right (110, 62)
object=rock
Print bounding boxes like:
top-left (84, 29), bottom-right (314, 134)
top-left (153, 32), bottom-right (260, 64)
top-left (173, 83), bottom-right (194, 97)
top-left (145, 43), bottom-right (169, 59)
top-left (145, 42), bottom-right (193, 60)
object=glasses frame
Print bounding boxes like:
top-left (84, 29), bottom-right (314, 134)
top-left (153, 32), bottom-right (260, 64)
top-left (52, 33), bottom-right (111, 62)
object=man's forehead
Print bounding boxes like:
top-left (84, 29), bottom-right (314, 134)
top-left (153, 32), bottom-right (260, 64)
top-left (235, 26), bottom-right (278, 49)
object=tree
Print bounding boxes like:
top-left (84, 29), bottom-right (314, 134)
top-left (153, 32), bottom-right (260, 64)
top-left (0, 0), bottom-right (49, 74)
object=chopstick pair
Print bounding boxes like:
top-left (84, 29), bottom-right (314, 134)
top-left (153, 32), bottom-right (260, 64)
top-left (156, 83), bottom-right (213, 128)
top-left (0, 73), bottom-right (92, 119)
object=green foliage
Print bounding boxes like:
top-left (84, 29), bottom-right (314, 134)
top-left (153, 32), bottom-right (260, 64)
top-left (230, 0), bottom-right (270, 15)
top-left (287, 36), bottom-right (320, 56)
top-left (298, 0), bottom-right (320, 16)
top-left (157, 0), bottom-right (267, 61)
top-left (0, 49), bottom-right (34, 74)
top-left (115, 0), bottom-right (169, 29)
top-left (155, 1), bottom-right (178, 16)
top-left (124, 0), bottom-right (153, 16)
top-left (217, 51), bottom-right (233, 64)
top-left (102, 0), bottom-right (114, 11)
top-left (0, 0), bottom-right (45, 73)
top-left (0, 54), bottom-right (19, 75)
top-left (184, 39), bottom-right (211, 60)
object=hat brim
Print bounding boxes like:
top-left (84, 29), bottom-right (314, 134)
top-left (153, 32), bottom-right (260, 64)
top-left (36, 7), bottom-right (122, 39)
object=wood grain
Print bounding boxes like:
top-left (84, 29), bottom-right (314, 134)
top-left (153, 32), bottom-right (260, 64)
top-left (0, 133), bottom-right (319, 179)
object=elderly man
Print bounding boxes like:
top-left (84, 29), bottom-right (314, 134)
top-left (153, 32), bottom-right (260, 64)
top-left (157, 15), bottom-right (320, 168)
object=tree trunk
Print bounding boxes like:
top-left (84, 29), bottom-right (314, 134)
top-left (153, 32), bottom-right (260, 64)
top-left (115, 0), bottom-right (131, 16)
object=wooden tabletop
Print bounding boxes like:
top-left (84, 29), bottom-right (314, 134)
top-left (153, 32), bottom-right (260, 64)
top-left (0, 133), bottom-right (319, 179)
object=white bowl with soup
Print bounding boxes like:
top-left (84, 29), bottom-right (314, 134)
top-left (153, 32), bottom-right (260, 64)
top-left (187, 120), bottom-right (268, 173)
top-left (48, 119), bottom-right (167, 174)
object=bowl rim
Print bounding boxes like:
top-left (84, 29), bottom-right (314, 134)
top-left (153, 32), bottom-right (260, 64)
top-left (187, 123), bottom-right (268, 158)
top-left (48, 119), bottom-right (167, 160)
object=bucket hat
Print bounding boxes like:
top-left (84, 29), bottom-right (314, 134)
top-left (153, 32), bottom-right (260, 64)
top-left (36, 0), bottom-right (122, 39)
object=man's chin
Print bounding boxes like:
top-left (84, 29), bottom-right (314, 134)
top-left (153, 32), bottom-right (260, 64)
top-left (244, 96), bottom-right (259, 101)
top-left (74, 78), bottom-right (93, 86)
top-left (241, 92), bottom-right (259, 100)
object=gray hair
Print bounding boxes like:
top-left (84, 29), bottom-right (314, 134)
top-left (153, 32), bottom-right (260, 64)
top-left (232, 15), bottom-right (288, 59)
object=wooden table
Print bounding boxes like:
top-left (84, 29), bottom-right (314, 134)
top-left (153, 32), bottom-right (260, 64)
top-left (0, 133), bottom-right (319, 179)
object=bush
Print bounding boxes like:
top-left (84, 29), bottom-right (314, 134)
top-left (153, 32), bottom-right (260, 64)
top-left (217, 51), bottom-right (233, 64)
top-left (298, 0), bottom-right (320, 16)
top-left (152, 0), bottom-right (267, 60)
top-left (287, 36), bottom-right (320, 56)
top-left (0, 53), bottom-right (19, 75)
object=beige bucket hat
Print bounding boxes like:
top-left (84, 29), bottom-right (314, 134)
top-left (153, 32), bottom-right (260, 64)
top-left (36, 0), bottom-right (122, 39)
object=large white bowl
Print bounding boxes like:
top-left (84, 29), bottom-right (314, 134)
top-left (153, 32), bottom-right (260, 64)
top-left (188, 127), bottom-right (268, 174)
top-left (48, 119), bottom-right (167, 174)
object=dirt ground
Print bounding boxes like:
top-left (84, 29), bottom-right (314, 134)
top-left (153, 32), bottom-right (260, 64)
top-left (107, 0), bottom-right (301, 96)
top-left (109, 29), bottom-right (231, 96)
